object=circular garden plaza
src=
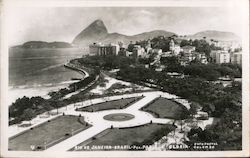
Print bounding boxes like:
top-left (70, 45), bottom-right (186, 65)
top-left (9, 91), bottom-right (212, 151)
top-left (103, 113), bottom-right (135, 121)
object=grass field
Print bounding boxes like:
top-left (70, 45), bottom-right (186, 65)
top-left (77, 97), bottom-right (142, 112)
top-left (141, 97), bottom-right (188, 119)
top-left (73, 123), bottom-right (175, 151)
top-left (9, 115), bottom-right (91, 151)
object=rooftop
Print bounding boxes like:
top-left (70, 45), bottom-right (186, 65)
top-left (181, 46), bottom-right (195, 50)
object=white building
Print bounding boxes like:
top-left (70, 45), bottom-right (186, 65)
top-left (150, 49), bottom-right (162, 66)
top-left (169, 39), bottom-right (181, 55)
top-left (89, 43), bottom-right (119, 56)
top-left (215, 51), bottom-right (230, 64)
top-left (126, 51), bottom-right (133, 57)
top-left (210, 50), bottom-right (230, 64)
top-left (181, 46), bottom-right (196, 54)
top-left (133, 45), bottom-right (146, 58)
top-left (151, 49), bottom-right (163, 56)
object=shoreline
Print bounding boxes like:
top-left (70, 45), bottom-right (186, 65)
top-left (64, 62), bottom-right (89, 78)
top-left (8, 61), bottom-right (89, 106)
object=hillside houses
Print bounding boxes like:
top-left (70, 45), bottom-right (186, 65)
top-left (89, 37), bottom-right (242, 69)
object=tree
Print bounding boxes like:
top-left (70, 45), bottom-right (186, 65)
top-left (189, 102), bottom-right (201, 117)
top-left (127, 43), bottom-right (135, 52)
top-left (180, 39), bottom-right (192, 47)
top-left (22, 108), bottom-right (35, 124)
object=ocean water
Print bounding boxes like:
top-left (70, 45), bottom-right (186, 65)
top-left (8, 47), bottom-right (86, 105)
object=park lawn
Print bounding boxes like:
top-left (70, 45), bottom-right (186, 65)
top-left (73, 123), bottom-right (175, 151)
top-left (141, 97), bottom-right (188, 119)
top-left (77, 97), bottom-right (142, 112)
top-left (9, 115), bottom-right (91, 151)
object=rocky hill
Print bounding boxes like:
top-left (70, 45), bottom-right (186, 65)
top-left (72, 20), bottom-right (176, 47)
top-left (72, 19), bottom-right (108, 46)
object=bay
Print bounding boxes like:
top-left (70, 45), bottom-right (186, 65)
top-left (8, 47), bottom-right (86, 105)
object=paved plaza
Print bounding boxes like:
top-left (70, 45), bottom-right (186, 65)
top-left (9, 91), bottom-right (201, 151)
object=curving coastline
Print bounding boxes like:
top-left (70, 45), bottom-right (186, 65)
top-left (64, 63), bottom-right (89, 78)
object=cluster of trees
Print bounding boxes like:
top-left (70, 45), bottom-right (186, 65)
top-left (183, 63), bottom-right (241, 80)
top-left (131, 36), bottom-right (173, 52)
top-left (186, 107), bottom-right (241, 150)
top-left (116, 61), bottom-right (241, 149)
top-left (117, 58), bottom-right (241, 83)
top-left (79, 53), bottom-right (242, 149)
top-left (180, 39), bottom-right (222, 56)
top-left (76, 55), bottom-right (136, 70)
top-left (48, 74), bottom-right (98, 100)
top-left (9, 96), bottom-right (66, 125)
top-left (160, 56), bottom-right (241, 80)
top-left (9, 96), bottom-right (45, 120)
top-left (117, 64), bottom-right (241, 116)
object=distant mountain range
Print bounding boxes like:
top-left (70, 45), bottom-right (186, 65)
top-left (72, 19), bottom-right (176, 47)
top-left (187, 30), bottom-right (241, 41)
top-left (15, 19), bottom-right (241, 49)
top-left (13, 41), bottom-right (72, 49)
top-left (72, 20), bottom-right (240, 47)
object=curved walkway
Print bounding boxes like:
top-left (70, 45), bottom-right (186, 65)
top-left (9, 91), bottom-right (193, 151)
top-left (45, 91), bottom-right (178, 151)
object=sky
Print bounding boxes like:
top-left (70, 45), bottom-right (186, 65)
top-left (7, 7), bottom-right (244, 46)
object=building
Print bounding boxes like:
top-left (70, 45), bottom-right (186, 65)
top-left (194, 52), bottom-right (208, 64)
top-left (145, 40), bottom-right (152, 54)
top-left (89, 43), bottom-right (119, 56)
top-left (210, 50), bottom-right (219, 62)
top-left (167, 72), bottom-right (184, 78)
top-left (169, 39), bottom-right (175, 51)
top-left (151, 48), bottom-right (163, 56)
top-left (150, 49), bottom-right (162, 66)
top-left (161, 51), bottom-right (172, 57)
top-left (132, 45), bottom-right (146, 58)
top-left (179, 52), bottom-right (196, 66)
top-left (230, 52), bottom-right (242, 65)
top-left (210, 50), bottom-right (230, 64)
top-left (179, 58), bottom-right (190, 66)
top-left (169, 39), bottom-right (181, 55)
top-left (216, 51), bottom-right (230, 64)
top-left (213, 41), bottom-right (242, 51)
top-left (118, 47), bottom-right (127, 56)
top-left (181, 46), bottom-right (196, 54)
top-left (183, 53), bottom-right (196, 62)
